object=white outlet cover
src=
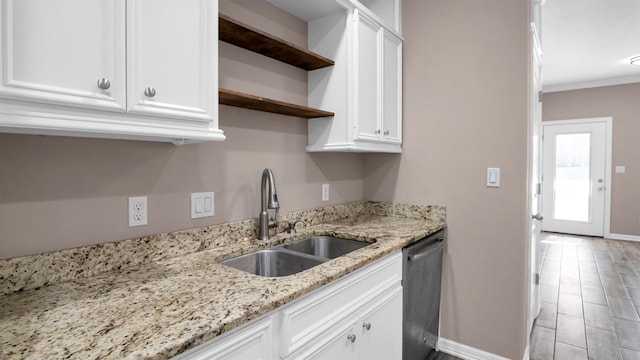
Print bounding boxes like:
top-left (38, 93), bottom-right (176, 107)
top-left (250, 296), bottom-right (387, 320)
top-left (129, 196), bottom-right (148, 227)
top-left (322, 184), bottom-right (329, 201)
top-left (191, 192), bottom-right (214, 219)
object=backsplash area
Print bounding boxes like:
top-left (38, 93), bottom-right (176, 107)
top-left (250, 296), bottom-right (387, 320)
top-left (0, 201), bottom-right (445, 295)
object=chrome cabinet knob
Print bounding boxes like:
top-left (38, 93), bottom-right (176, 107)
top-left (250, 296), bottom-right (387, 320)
top-left (97, 78), bottom-right (111, 90)
top-left (532, 213), bottom-right (544, 221)
top-left (374, 129), bottom-right (381, 135)
top-left (144, 86), bottom-right (156, 98)
top-left (384, 130), bottom-right (390, 135)
top-left (347, 334), bottom-right (356, 343)
top-left (363, 322), bottom-right (371, 331)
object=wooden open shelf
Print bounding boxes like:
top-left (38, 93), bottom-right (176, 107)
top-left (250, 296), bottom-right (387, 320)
top-left (219, 88), bottom-right (334, 118)
top-left (219, 14), bottom-right (334, 71)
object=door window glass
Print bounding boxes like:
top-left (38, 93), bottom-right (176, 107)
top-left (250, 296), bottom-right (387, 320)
top-left (554, 133), bottom-right (590, 222)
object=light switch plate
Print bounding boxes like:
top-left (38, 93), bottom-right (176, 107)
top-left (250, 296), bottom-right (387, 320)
top-left (322, 184), bottom-right (329, 201)
top-left (615, 166), bottom-right (626, 174)
top-left (487, 168), bottom-right (500, 187)
top-left (191, 192), bottom-right (214, 219)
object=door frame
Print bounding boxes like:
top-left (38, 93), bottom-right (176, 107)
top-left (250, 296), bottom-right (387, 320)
top-left (542, 117), bottom-right (612, 237)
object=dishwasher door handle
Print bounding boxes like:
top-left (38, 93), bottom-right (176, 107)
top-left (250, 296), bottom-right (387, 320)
top-left (406, 238), bottom-right (444, 262)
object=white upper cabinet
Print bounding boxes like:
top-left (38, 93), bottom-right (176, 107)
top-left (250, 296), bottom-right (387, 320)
top-left (126, 0), bottom-right (216, 122)
top-left (0, 0), bottom-right (126, 111)
top-left (268, 0), bottom-right (403, 153)
top-left (0, 0), bottom-right (223, 144)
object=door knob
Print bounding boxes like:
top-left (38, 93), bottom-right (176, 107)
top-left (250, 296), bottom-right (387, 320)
top-left (532, 213), bottom-right (544, 221)
top-left (363, 322), bottom-right (371, 331)
top-left (384, 130), bottom-right (390, 135)
top-left (347, 334), bottom-right (357, 343)
top-left (144, 86), bottom-right (156, 98)
top-left (96, 78), bottom-right (111, 90)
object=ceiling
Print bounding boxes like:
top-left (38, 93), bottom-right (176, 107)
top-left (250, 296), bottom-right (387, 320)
top-left (542, 0), bottom-right (640, 92)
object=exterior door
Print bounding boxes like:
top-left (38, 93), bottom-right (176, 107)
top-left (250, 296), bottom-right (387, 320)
top-left (542, 120), bottom-right (607, 236)
top-left (528, 18), bottom-right (543, 336)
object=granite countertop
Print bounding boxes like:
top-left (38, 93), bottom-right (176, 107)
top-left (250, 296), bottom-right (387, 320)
top-left (0, 205), bottom-right (445, 359)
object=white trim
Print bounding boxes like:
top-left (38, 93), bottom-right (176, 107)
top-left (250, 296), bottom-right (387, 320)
top-left (543, 74), bottom-right (640, 93)
top-left (438, 338), bottom-right (511, 360)
top-left (542, 117), bottom-right (612, 238)
top-left (606, 233), bottom-right (640, 242)
top-left (522, 345), bottom-right (530, 360)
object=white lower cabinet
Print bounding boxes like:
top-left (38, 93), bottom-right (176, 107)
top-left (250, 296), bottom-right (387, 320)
top-left (172, 316), bottom-right (274, 360)
top-left (173, 251), bottom-right (402, 360)
top-left (288, 285), bottom-right (402, 360)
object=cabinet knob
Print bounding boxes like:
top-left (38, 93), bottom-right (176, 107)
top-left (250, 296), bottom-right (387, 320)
top-left (374, 129), bottom-right (381, 135)
top-left (384, 130), bottom-right (390, 135)
top-left (97, 78), bottom-right (111, 90)
top-left (363, 322), bottom-right (371, 331)
top-left (347, 334), bottom-right (357, 343)
top-left (144, 86), bottom-right (157, 98)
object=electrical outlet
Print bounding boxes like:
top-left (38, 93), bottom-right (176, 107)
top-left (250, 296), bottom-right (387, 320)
top-left (322, 184), bottom-right (329, 201)
top-left (129, 196), bottom-right (147, 227)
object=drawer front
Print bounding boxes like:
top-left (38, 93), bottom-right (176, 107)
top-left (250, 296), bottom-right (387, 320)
top-left (279, 251), bottom-right (401, 357)
top-left (172, 315), bottom-right (273, 360)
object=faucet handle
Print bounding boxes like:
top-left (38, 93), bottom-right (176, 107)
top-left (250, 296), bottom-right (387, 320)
top-left (287, 220), bottom-right (305, 234)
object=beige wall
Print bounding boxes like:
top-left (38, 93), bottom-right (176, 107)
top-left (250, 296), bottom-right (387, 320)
top-left (364, 0), bottom-right (530, 358)
top-left (1, 1), bottom-right (533, 358)
top-left (542, 83), bottom-right (640, 236)
top-left (0, 0), bottom-right (364, 259)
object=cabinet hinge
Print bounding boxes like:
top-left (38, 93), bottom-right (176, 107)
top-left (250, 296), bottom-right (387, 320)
top-left (536, 182), bottom-right (542, 195)
top-left (535, 273), bottom-right (540, 285)
top-left (538, 91), bottom-right (543, 103)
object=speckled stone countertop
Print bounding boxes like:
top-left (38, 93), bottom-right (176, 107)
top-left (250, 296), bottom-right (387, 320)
top-left (0, 202), bottom-right (445, 359)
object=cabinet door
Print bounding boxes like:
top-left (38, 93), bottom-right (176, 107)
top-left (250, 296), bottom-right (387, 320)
top-left (127, 0), bottom-right (217, 122)
top-left (353, 10), bottom-right (381, 142)
top-left (358, 285), bottom-right (403, 360)
top-left (289, 318), bottom-right (357, 360)
top-left (381, 30), bottom-right (402, 144)
top-left (173, 317), bottom-right (273, 360)
top-left (0, 0), bottom-right (126, 111)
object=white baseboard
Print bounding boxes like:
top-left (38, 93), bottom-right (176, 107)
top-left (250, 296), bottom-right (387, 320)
top-left (438, 338), bottom-right (511, 360)
top-left (606, 233), bottom-right (640, 242)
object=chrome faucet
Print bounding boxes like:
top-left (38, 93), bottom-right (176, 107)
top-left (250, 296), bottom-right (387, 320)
top-left (259, 168), bottom-right (280, 240)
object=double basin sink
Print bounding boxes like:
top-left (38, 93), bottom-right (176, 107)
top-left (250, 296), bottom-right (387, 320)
top-left (221, 236), bottom-right (371, 277)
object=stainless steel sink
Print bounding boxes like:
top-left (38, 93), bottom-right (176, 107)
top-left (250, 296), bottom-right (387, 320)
top-left (221, 249), bottom-right (325, 277)
top-left (282, 236), bottom-right (370, 259)
top-left (221, 237), bottom-right (371, 277)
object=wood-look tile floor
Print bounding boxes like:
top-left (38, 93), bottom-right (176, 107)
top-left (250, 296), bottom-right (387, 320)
top-left (531, 232), bottom-right (640, 360)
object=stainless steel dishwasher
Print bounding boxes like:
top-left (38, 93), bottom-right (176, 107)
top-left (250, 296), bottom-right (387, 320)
top-left (403, 228), bottom-right (446, 360)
